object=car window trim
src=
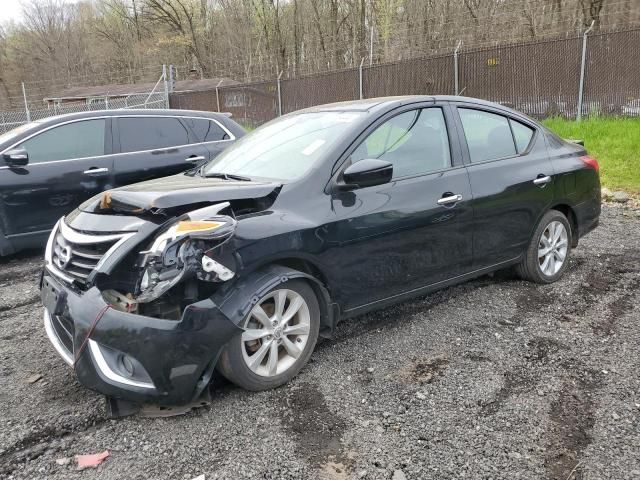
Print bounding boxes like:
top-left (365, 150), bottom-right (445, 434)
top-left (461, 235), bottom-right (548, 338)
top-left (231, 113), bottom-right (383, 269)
top-left (381, 163), bottom-right (468, 184)
top-left (329, 103), bottom-right (458, 184)
top-left (452, 104), bottom-right (539, 166)
top-left (114, 115), bottom-right (235, 154)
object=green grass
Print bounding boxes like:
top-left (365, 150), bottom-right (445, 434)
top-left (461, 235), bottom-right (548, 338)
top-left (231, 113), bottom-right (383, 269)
top-left (542, 117), bottom-right (640, 193)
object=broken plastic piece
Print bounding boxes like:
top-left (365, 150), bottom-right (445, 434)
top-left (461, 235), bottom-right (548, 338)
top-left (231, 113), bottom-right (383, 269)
top-left (102, 290), bottom-right (138, 313)
top-left (75, 450), bottom-right (109, 470)
top-left (201, 255), bottom-right (234, 281)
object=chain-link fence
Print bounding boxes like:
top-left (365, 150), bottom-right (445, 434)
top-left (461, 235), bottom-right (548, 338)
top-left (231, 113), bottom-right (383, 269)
top-left (0, 74), bottom-right (168, 134)
top-left (171, 26), bottom-right (640, 128)
top-left (170, 80), bottom-right (277, 129)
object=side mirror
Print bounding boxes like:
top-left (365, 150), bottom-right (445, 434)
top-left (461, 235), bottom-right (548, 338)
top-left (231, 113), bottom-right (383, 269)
top-left (3, 148), bottom-right (29, 167)
top-left (339, 159), bottom-right (393, 190)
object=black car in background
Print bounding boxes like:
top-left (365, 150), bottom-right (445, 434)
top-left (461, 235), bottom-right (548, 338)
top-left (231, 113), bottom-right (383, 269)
top-left (40, 96), bottom-right (600, 407)
top-left (0, 110), bottom-right (245, 256)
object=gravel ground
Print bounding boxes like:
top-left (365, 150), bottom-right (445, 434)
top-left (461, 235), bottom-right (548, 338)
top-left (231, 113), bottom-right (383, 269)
top-left (1, 204), bottom-right (639, 480)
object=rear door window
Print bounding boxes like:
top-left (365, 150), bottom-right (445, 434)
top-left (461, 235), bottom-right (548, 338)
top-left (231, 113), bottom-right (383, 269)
top-left (182, 118), bottom-right (229, 142)
top-left (118, 117), bottom-right (190, 153)
top-left (458, 108), bottom-right (517, 163)
top-left (510, 119), bottom-right (535, 153)
top-left (17, 119), bottom-right (106, 163)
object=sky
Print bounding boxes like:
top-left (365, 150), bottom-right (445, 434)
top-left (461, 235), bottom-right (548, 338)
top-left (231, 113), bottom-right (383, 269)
top-left (0, 0), bottom-right (25, 24)
top-left (0, 0), bottom-right (84, 26)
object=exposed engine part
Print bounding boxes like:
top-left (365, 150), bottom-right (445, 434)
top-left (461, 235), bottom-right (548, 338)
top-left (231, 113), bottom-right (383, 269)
top-left (202, 255), bottom-right (235, 281)
top-left (103, 289), bottom-right (138, 313)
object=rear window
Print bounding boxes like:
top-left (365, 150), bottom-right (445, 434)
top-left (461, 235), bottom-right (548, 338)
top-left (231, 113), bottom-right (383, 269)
top-left (182, 118), bottom-right (229, 142)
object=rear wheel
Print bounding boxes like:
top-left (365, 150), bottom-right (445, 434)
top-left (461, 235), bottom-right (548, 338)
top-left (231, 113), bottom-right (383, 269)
top-left (217, 279), bottom-right (320, 391)
top-left (516, 209), bottom-right (572, 284)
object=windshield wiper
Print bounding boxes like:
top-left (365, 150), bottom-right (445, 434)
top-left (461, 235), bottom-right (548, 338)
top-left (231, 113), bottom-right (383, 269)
top-left (202, 171), bottom-right (252, 181)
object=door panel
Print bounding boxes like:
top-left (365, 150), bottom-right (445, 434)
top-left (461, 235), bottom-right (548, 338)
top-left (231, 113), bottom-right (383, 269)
top-left (0, 119), bottom-right (112, 236)
top-left (112, 116), bottom-right (210, 187)
top-left (320, 105), bottom-right (473, 310)
top-left (454, 106), bottom-right (554, 267)
top-left (326, 169), bottom-right (473, 310)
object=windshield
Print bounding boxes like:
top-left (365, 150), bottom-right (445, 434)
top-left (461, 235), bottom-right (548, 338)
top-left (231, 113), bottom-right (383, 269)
top-left (0, 121), bottom-right (42, 146)
top-left (203, 111), bottom-right (364, 181)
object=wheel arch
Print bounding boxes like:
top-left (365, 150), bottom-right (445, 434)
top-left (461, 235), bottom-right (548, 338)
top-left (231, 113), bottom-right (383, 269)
top-left (259, 257), bottom-right (339, 338)
top-left (213, 260), bottom-right (339, 339)
top-left (550, 203), bottom-right (579, 247)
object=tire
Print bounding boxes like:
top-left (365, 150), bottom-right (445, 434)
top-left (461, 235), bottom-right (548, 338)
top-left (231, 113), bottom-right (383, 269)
top-left (217, 279), bottom-right (320, 391)
top-left (516, 209), bottom-right (572, 284)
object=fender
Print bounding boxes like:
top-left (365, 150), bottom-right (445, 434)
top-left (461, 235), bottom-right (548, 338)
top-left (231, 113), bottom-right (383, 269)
top-left (210, 264), bottom-right (339, 339)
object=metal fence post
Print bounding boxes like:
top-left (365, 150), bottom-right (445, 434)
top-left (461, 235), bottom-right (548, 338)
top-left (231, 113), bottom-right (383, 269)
top-left (162, 64), bottom-right (170, 109)
top-left (359, 58), bottom-right (365, 99)
top-left (577, 21), bottom-right (595, 121)
top-left (369, 26), bottom-right (374, 66)
top-left (215, 80), bottom-right (223, 112)
top-left (454, 40), bottom-right (462, 96)
top-left (21, 82), bottom-right (31, 122)
top-left (277, 71), bottom-right (284, 116)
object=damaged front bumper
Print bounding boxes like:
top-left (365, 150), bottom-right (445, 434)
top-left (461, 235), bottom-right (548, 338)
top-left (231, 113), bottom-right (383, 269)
top-left (41, 271), bottom-right (241, 405)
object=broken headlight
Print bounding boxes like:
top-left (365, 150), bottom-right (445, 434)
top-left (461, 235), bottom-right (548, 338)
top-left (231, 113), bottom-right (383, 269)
top-left (136, 202), bottom-right (237, 303)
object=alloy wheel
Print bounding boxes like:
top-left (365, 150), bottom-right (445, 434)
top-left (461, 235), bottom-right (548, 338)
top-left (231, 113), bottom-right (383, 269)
top-left (538, 220), bottom-right (568, 276)
top-left (241, 289), bottom-right (311, 377)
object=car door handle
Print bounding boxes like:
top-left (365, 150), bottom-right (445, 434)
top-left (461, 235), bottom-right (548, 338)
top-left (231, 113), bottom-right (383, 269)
top-left (186, 155), bottom-right (207, 163)
top-left (437, 194), bottom-right (463, 206)
top-left (533, 175), bottom-right (552, 186)
top-left (83, 167), bottom-right (109, 176)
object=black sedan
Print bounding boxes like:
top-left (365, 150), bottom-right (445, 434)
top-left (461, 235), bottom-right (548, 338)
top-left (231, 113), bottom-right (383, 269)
top-left (40, 96), bottom-right (600, 407)
top-left (0, 109), bottom-right (245, 256)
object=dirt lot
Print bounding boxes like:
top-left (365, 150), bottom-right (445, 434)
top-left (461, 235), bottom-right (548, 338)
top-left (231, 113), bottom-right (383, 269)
top-left (1, 204), bottom-right (639, 480)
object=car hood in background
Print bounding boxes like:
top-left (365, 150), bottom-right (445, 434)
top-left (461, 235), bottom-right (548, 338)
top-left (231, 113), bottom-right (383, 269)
top-left (79, 173), bottom-right (281, 214)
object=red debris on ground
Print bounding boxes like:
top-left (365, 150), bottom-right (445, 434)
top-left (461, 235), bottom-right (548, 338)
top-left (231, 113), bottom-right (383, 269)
top-left (75, 450), bottom-right (110, 470)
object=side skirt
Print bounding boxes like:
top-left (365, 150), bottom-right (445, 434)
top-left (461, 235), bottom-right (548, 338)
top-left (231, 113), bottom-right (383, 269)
top-left (341, 256), bottom-right (522, 320)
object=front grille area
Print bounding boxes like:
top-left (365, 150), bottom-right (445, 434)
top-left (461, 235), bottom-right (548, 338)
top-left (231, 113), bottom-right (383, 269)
top-left (49, 221), bottom-right (131, 285)
top-left (51, 313), bottom-right (74, 354)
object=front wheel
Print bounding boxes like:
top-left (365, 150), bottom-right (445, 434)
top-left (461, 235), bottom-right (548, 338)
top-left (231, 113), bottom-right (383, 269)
top-left (516, 210), bottom-right (572, 284)
top-left (217, 279), bottom-right (320, 391)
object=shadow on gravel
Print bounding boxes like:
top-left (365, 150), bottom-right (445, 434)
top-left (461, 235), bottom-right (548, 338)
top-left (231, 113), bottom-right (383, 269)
top-left (326, 272), bottom-right (516, 347)
top-left (273, 383), bottom-right (347, 474)
top-left (544, 364), bottom-right (603, 480)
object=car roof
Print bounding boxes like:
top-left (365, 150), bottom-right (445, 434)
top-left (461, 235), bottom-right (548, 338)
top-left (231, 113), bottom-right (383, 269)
top-left (32, 109), bottom-right (232, 127)
top-left (297, 95), bottom-right (528, 118)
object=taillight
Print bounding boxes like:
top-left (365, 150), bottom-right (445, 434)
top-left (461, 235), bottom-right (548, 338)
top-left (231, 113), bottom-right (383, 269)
top-left (580, 155), bottom-right (599, 172)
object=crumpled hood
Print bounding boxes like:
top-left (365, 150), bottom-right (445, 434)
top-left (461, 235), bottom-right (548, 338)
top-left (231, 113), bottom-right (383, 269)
top-left (79, 173), bottom-right (281, 213)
